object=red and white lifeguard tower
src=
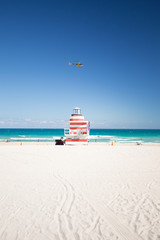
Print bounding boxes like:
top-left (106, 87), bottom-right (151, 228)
top-left (64, 107), bottom-right (90, 144)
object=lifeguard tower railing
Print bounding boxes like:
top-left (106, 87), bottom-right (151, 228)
top-left (64, 128), bottom-right (89, 137)
top-left (64, 129), bottom-right (70, 135)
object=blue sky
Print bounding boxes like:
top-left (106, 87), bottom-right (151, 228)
top-left (0, 0), bottom-right (160, 128)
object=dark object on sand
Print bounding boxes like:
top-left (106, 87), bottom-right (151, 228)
top-left (55, 138), bottom-right (65, 145)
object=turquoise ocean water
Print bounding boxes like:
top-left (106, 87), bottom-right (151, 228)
top-left (0, 129), bottom-right (160, 143)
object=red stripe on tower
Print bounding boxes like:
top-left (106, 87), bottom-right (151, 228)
top-left (70, 122), bottom-right (87, 125)
top-left (65, 139), bottom-right (88, 142)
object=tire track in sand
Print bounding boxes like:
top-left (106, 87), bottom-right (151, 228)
top-left (55, 174), bottom-right (142, 240)
top-left (53, 174), bottom-right (76, 240)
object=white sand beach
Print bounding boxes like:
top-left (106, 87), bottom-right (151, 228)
top-left (0, 143), bottom-right (160, 240)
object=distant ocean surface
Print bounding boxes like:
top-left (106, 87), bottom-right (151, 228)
top-left (0, 129), bottom-right (160, 143)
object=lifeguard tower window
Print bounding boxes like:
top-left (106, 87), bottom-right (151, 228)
top-left (73, 107), bottom-right (81, 115)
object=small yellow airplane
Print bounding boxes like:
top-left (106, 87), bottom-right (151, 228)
top-left (69, 62), bottom-right (84, 67)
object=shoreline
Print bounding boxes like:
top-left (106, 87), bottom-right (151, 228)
top-left (0, 141), bottom-right (160, 146)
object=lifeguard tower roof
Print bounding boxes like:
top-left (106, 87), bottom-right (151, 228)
top-left (72, 107), bottom-right (81, 115)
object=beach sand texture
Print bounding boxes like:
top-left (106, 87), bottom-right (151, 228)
top-left (0, 144), bottom-right (160, 240)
